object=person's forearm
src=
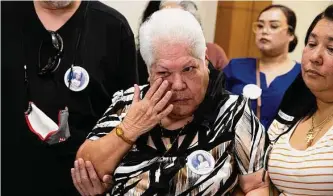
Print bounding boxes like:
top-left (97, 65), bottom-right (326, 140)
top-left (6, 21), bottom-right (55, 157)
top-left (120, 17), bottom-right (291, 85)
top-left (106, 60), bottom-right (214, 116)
top-left (245, 187), bottom-right (269, 196)
top-left (76, 123), bottom-right (139, 179)
top-left (239, 169), bottom-right (270, 196)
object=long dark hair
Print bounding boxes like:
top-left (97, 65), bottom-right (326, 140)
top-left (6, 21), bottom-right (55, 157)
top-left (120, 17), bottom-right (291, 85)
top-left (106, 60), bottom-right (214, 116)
top-left (140, 1), bottom-right (162, 25)
top-left (273, 5), bottom-right (333, 142)
top-left (258, 5), bottom-right (298, 52)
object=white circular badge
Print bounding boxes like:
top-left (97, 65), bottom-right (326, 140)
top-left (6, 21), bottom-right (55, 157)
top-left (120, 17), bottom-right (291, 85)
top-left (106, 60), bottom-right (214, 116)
top-left (242, 84), bottom-right (262, 100)
top-left (64, 66), bottom-right (90, 92)
top-left (187, 150), bottom-right (215, 175)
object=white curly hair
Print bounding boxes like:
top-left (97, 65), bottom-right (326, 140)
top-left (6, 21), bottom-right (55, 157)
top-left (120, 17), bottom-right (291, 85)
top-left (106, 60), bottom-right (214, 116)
top-left (139, 8), bottom-right (206, 74)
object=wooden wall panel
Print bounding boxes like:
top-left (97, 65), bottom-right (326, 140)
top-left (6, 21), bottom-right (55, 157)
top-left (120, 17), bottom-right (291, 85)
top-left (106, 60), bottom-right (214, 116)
top-left (229, 4), bottom-right (253, 58)
top-left (214, 5), bottom-right (232, 56)
top-left (214, 1), bottom-right (272, 59)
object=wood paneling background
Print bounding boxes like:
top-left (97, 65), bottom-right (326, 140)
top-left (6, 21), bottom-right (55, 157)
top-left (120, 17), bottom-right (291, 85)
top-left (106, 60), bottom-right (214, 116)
top-left (214, 1), bottom-right (272, 59)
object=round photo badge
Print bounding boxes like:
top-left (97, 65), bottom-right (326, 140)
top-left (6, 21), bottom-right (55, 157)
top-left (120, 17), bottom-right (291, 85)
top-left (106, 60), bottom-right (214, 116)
top-left (187, 150), bottom-right (215, 175)
top-left (64, 66), bottom-right (90, 92)
top-left (242, 84), bottom-right (262, 100)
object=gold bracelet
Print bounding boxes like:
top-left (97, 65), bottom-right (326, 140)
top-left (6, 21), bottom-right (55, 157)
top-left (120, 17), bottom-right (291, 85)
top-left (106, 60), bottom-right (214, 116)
top-left (115, 126), bottom-right (134, 145)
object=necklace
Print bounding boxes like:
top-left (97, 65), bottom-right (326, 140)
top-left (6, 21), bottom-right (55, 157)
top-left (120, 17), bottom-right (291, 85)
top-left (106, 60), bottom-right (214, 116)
top-left (160, 119), bottom-right (191, 150)
top-left (306, 111), bottom-right (333, 147)
top-left (155, 116), bottom-right (193, 183)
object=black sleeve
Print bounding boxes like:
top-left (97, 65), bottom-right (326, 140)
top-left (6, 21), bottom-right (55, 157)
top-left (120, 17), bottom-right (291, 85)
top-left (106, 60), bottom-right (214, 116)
top-left (90, 0), bottom-right (139, 93)
top-left (137, 50), bottom-right (149, 85)
top-left (115, 23), bottom-right (139, 90)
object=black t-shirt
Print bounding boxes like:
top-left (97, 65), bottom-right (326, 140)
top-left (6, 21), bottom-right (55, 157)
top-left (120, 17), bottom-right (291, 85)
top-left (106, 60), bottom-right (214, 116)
top-left (137, 50), bottom-right (150, 85)
top-left (2, 1), bottom-right (138, 195)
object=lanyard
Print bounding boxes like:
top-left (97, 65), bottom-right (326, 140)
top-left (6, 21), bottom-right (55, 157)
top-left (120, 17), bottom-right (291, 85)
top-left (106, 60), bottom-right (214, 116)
top-left (256, 59), bottom-right (262, 120)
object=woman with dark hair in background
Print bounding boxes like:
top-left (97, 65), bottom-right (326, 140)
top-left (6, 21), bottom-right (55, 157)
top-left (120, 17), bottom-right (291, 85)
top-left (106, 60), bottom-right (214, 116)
top-left (137, 0), bottom-right (229, 84)
top-left (267, 5), bottom-right (333, 196)
top-left (223, 5), bottom-right (301, 131)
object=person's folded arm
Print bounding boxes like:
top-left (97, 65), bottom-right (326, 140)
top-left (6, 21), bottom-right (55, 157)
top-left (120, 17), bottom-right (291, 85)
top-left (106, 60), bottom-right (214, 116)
top-left (76, 79), bottom-right (174, 179)
top-left (239, 169), bottom-right (269, 196)
top-left (233, 97), bottom-right (269, 196)
top-left (72, 87), bottom-right (136, 196)
top-left (76, 123), bottom-right (139, 179)
top-left (76, 91), bottom-right (139, 179)
top-left (75, 87), bottom-right (136, 179)
top-left (79, 21), bottom-right (139, 180)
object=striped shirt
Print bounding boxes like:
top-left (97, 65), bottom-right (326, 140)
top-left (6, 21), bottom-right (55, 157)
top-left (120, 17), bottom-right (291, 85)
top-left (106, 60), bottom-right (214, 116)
top-left (268, 120), bottom-right (333, 196)
top-left (87, 74), bottom-right (266, 195)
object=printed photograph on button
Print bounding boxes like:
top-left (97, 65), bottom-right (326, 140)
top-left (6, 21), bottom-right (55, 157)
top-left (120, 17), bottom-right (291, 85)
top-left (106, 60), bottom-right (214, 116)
top-left (70, 70), bottom-right (85, 89)
top-left (187, 150), bottom-right (215, 175)
top-left (64, 66), bottom-right (90, 92)
top-left (192, 154), bottom-right (211, 170)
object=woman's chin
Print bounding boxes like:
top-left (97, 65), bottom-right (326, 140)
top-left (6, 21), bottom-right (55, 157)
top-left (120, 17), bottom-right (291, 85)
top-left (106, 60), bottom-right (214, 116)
top-left (169, 106), bottom-right (195, 119)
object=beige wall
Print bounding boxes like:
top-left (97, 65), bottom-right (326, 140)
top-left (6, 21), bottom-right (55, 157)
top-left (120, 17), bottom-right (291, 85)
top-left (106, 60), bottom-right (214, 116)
top-left (101, 1), bottom-right (218, 44)
top-left (102, 1), bottom-right (331, 61)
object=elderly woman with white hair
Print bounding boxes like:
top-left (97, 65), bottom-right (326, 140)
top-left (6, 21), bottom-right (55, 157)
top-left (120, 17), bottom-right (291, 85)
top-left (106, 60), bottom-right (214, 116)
top-left (71, 9), bottom-right (268, 196)
top-left (137, 0), bottom-right (229, 84)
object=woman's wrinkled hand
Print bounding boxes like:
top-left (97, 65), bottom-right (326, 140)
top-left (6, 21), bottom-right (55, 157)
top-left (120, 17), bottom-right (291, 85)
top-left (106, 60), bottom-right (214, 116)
top-left (121, 78), bottom-right (173, 138)
top-left (71, 158), bottom-right (113, 196)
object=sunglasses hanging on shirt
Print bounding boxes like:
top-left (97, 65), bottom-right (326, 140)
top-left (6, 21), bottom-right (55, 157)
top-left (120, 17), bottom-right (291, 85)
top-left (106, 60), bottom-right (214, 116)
top-left (21, 2), bottom-right (91, 145)
top-left (38, 31), bottom-right (64, 75)
top-left (37, 25), bottom-right (90, 91)
top-left (23, 30), bottom-right (70, 145)
top-left (37, 2), bottom-right (90, 92)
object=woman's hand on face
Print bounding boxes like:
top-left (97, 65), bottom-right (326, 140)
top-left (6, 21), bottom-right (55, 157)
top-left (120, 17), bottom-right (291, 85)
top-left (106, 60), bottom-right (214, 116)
top-left (121, 78), bottom-right (173, 138)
